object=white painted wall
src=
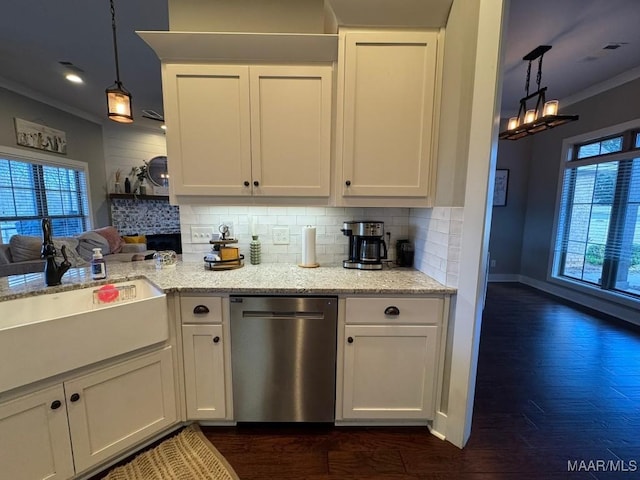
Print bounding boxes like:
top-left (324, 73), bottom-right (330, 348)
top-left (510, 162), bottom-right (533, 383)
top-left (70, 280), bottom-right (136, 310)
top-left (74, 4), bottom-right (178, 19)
top-left (436, 0), bottom-right (507, 448)
top-left (102, 124), bottom-right (167, 194)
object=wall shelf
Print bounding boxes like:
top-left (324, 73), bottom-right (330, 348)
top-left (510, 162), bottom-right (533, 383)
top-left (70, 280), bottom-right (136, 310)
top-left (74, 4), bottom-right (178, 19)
top-left (109, 194), bottom-right (169, 200)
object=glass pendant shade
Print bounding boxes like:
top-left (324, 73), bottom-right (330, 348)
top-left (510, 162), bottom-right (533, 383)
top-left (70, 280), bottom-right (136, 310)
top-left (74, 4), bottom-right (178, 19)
top-left (524, 109), bottom-right (536, 124)
top-left (543, 99), bottom-right (559, 116)
top-left (507, 117), bottom-right (519, 130)
top-left (106, 84), bottom-right (133, 123)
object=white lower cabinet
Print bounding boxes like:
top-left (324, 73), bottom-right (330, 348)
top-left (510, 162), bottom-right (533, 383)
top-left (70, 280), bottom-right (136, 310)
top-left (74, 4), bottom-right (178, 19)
top-left (340, 296), bottom-right (446, 421)
top-left (67, 347), bottom-right (177, 473)
top-left (182, 324), bottom-right (227, 419)
top-left (342, 324), bottom-right (438, 420)
top-left (0, 384), bottom-right (74, 480)
top-left (0, 347), bottom-right (177, 479)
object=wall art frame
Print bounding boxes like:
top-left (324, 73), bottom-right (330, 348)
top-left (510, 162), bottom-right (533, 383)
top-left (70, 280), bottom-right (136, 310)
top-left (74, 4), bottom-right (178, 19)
top-left (14, 118), bottom-right (67, 154)
top-left (493, 169), bottom-right (509, 207)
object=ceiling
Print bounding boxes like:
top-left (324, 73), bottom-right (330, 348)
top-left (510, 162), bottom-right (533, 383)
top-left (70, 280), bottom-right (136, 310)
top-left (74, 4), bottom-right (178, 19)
top-left (0, 0), bottom-right (639, 129)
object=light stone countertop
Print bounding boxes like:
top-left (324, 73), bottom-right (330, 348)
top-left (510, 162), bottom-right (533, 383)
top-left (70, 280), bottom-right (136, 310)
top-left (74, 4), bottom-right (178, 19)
top-left (0, 260), bottom-right (455, 302)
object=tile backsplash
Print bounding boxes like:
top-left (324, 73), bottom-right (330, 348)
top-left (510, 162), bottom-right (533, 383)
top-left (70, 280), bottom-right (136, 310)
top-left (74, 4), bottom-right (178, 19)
top-left (409, 207), bottom-right (463, 287)
top-left (110, 198), bottom-right (180, 236)
top-left (179, 205), bottom-right (463, 288)
top-left (179, 206), bottom-right (411, 266)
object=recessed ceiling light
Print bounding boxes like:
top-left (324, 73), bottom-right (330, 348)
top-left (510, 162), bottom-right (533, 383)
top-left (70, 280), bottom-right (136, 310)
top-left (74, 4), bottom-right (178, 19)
top-left (65, 73), bottom-right (84, 84)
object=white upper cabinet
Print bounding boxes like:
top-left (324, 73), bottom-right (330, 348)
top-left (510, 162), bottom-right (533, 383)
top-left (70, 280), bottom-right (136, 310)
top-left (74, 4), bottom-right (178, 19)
top-left (249, 66), bottom-right (332, 197)
top-left (162, 63), bottom-right (332, 198)
top-left (336, 30), bottom-right (440, 206)
top-left (163, 64), bottom-right (251, 197)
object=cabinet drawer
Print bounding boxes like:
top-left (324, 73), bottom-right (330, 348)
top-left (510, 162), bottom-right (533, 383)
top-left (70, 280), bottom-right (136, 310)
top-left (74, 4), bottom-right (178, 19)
top-left (345, 297), bottom-right (443, 325)
top-left (180, 296), bottom-right (223, 324)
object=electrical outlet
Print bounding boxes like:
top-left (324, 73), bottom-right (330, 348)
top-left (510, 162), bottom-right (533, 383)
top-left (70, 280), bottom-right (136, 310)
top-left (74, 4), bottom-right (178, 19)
top-left (272, 227), bottom-right (290, 245)
top-left (190, 226), bottom-right (216, 244)
top-left (490, 259), bottom-right (496, 268)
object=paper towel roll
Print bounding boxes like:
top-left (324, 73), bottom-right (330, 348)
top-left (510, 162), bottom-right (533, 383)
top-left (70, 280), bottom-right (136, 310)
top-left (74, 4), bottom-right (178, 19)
top-left (301, 226), bottom-right (317, 267)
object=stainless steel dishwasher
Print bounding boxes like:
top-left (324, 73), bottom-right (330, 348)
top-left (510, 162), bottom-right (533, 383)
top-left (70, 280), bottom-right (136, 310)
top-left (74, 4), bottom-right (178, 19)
top-left (230, 296), bottom-right (337, 422)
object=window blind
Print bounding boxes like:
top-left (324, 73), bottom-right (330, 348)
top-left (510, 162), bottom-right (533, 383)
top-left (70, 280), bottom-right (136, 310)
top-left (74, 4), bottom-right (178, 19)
top-left (0, 153), bottom-right (90, 244)
top-left (554, 129), bottom-right (640, 298)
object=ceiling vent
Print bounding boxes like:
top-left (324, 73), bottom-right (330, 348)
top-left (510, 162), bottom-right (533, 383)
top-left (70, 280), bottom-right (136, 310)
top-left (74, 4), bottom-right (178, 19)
top-left (142, 109), bottom-right (165, 122)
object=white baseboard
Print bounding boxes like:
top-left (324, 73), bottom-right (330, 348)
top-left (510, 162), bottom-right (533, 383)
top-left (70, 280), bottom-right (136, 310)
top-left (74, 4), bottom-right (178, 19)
top-left (488, 274), bottom-right (521, 282)
top-left (429, 411), bottom-right (448, 441)
top-left (518, 275), bottom-right (640, 327)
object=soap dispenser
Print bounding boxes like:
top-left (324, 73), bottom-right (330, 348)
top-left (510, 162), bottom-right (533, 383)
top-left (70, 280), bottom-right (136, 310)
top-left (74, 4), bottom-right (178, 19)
top-left (91, 248), bottom-right (107, 280)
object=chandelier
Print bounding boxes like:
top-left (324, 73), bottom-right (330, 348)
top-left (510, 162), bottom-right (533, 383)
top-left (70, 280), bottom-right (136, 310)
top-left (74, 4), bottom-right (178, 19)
top-left (499, 45), bottom-right (578, 140)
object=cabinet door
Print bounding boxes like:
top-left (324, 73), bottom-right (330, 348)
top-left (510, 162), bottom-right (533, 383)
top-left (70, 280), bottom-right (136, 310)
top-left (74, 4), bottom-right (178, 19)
top-left (66, 347), bottom-right (177, 473)
top-left (342, 325), bottom-right (438, 420)
top-left (340, 32), bottom-right (438, 198)
top-left (182, 324), bottom-right (227, 420)
top-left (163, 64), bottom-right (252, 196)
top-left (0, 384), bottom-right (74, 480)
top-left (249, 65), bottom-right (332, 196)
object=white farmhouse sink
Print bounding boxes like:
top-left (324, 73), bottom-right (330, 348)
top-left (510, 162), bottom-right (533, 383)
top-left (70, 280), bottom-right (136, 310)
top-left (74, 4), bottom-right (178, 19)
top-left (0, 279), bottom-right (168, 393)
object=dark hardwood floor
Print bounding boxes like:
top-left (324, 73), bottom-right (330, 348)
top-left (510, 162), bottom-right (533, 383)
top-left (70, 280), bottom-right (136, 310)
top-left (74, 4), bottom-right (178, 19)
top-left (201, 283), bottom-right (640, 480)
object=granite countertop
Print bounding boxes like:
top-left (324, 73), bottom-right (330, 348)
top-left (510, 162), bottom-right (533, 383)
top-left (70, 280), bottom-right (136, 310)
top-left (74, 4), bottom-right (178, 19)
top-left (0, 260), bottom-right (456, 302)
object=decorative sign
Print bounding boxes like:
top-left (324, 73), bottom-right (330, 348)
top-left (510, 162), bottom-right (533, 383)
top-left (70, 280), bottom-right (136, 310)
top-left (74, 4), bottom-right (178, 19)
top-left (14, 118), bottom-right (67, 154)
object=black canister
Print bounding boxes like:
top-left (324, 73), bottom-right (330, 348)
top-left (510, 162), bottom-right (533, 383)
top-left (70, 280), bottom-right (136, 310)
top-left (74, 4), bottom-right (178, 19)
top-left (396, 240), bottom-right (414, 267)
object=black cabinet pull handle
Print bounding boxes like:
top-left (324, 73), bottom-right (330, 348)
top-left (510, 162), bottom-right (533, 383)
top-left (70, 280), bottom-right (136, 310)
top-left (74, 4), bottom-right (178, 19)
top-left (384, 306), bottom-right (400, 316)
top-left (243, 181), bottom-right (250, 187)
top-left (253, 180), bottom-right (260, 187)
top-left (50, 400), bottom-right (62, 410)
top-left (70, 393), bottom-right (80, 403)
top-left (345, 180), bottom-right (351, 186)
top-left (213, 336), bottom-right (220, 344)
top-left (347, 336), bottom-right (354, 344)
top-left (193, 305), bottom-right (210, 315)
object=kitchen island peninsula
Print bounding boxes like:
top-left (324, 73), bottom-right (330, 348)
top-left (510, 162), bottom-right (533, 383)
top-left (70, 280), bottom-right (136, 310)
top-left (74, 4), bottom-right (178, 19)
top-left (0, 260), bottom-right (454, 480)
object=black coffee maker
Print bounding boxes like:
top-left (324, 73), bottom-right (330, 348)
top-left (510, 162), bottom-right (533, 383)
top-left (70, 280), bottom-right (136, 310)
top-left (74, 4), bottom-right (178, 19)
top-left (341, 221), bottom-right (387, 270)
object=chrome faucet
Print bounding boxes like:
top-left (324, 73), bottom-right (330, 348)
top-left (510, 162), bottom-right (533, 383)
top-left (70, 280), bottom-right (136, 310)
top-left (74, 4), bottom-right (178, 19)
top-left (41, 218), bottom-right (71, 286)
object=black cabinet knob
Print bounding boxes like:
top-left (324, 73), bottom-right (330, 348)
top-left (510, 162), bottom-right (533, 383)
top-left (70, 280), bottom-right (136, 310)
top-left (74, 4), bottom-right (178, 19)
top-left (253, 180), bottom-right (260, 187)
top-left (50, 400), bottom-right (62, 410)
top-left (213, 336), bottom-right (220, 344)
top-left (193, 305), bottom-right (210, 315)
top-left (70, 393), bottom-right (80, 403)
top-left (345, 180), bottom-right (351, 186)
top-left (384, 306), bottom-right (400, 316)
top-left (347, 336), bottom-right (354, 344)
top-left (244, 181), bottom-right (250, 187)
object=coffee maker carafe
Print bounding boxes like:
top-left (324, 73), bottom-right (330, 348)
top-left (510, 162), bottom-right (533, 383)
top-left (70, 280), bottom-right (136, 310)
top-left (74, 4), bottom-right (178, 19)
top-left (341, 221), bottom-right (388, 270)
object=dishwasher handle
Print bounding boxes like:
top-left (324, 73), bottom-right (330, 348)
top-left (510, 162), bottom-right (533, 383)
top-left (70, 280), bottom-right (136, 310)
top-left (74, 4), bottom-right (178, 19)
top-left (242, 311), bottom-right (325, 320)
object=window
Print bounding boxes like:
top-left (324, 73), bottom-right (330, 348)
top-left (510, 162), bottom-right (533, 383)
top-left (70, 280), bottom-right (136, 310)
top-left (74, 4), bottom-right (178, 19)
top-left (0, 147), bottom-right (91, 244)
top-left (553, 127), bottom-right (640, 299)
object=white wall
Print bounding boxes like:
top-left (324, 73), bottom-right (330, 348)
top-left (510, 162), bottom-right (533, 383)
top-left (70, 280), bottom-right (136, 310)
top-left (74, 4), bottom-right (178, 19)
top-left (102, 123), bottom-right (167, 194)
top-left (168, 0), bottom-right (325, 33)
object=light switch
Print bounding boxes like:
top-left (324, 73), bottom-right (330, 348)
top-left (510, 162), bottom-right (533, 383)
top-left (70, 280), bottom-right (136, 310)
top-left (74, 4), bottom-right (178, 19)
top-left (190, 226), bottom-right (216, 244)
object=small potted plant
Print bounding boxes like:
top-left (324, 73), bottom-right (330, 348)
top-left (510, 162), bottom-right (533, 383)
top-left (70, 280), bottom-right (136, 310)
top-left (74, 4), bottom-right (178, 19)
top-left (130, 163), bottom-right (148, 195)
top-left (137, 164), bottom-right (148, 195)
top-left (114, 169), bottom-right (122, 193)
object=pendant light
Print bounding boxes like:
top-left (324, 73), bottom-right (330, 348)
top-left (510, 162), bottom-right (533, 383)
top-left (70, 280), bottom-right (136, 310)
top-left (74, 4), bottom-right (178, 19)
top-left (105, 0), bottom-right (133, 123)
top-left (499, 45), bottom-right (578, 140)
